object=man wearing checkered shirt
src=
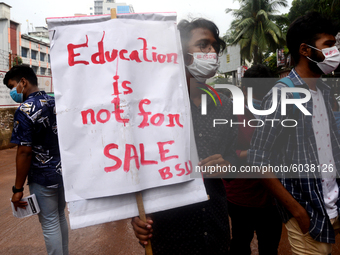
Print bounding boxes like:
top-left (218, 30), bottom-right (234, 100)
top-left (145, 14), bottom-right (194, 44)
top-left (248, 12), bottom-right (340, 254)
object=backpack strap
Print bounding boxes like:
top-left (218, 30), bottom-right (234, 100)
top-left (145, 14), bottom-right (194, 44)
top-left (273, 77), bottom-right (299, 168)
top-left (277, 77), bottom-right (300, 114)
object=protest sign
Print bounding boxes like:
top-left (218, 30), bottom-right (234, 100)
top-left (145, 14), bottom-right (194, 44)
top-left (47, 13), bottom-right (207, 229)
top-left (47, 13), bottom-right (206, 205)
top-left (63, 105), bottom-right (204, 229)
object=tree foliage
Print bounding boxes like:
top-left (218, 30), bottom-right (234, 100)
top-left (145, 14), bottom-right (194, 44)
top-left (226, 0), bottom-right (288, 64)
top-left (12, 56), bottom-right (22, 67)
top-left (288, 0), bottom-right (340, 26)
top-left (264, 46), bottom-right (289, 75)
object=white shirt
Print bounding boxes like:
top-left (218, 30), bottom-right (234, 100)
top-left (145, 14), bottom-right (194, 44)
top-left (310, 88), bottom-right (339, 219)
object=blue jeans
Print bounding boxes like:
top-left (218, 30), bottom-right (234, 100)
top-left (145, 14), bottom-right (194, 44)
top-left (30, 182), bottom-right (69, 255)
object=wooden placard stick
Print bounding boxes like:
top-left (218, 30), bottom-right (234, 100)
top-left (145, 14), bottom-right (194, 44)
top-left (110, 8), bottom-right (153, 254)
top-left (111, 8), bottom-right (117, 19)
top-left (136, 191), bottom-right (153, 255)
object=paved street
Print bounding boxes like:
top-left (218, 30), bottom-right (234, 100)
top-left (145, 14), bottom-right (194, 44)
top-left (0, 147), bottom-right (144, 255)
top-left (1, 147), bottom-right (340, 254)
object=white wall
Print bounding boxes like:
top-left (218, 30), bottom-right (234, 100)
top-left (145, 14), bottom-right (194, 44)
top-left (219, 44), bottom-right (241, 73)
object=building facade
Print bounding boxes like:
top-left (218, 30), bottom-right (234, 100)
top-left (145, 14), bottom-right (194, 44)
top-left (0, 3), bottom-right (51, 76)
top-left (219, 44), bottom-right (244, 85)
top-left (0, 2), bottom-right (52, 150)
top-left (91, 0), bottom-right (134, 15)
top-left (21, 34), bottom-right (51, 76)
top-left (0, 2), bottom-right (20, 71)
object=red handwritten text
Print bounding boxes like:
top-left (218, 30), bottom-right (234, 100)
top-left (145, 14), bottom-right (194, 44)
top-left (103, 140), bottom-right (179, 173)
top-left (67, 32), bottom-right (178, 66)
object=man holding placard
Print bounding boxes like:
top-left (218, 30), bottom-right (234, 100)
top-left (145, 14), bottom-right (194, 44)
top-left (4, 65), bottom-right (68, 255)
top-left (131, 18), bottom-right (238, 254)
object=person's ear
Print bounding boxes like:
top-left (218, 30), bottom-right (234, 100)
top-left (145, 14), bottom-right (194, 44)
top-left (20, 78), bottom-right (28, 88)
top-left (300, 43), bottom-right (311, 58)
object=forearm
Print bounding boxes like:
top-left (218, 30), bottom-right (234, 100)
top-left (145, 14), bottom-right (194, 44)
top-left (15, 145), bottom-right (32, 189)
top-left (261, 173), bottom-right (307, 218)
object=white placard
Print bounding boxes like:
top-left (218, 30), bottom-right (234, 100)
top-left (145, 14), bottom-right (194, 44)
top-left (49, 16), bottom-right (191, 202)
top-left (47, 13), bottom-right (208, 229)
top-left (68, 119), bottom-right (206, 229)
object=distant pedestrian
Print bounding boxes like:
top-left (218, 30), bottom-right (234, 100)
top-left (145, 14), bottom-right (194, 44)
top-left (4, 65), bottom-right (68, 255)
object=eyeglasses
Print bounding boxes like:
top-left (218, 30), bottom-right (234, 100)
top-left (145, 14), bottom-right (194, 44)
top-left (198, 42), bottom-right (223, 57)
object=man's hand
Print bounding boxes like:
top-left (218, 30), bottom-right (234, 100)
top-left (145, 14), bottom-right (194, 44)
top-left (261, 177), bottom-right (310, 234)
top-left (13, 145), bottom-right (32, 209)
top-left (130, 216), bottom-right (153, 246)
top-left (238, 150), bottom-right (248, 161)
top-left (294, 207), bottom-right (310, 234)
top-left (198, 154), bottom-right (231, 177)
top-left (11, 191), bottom-right (27, 211)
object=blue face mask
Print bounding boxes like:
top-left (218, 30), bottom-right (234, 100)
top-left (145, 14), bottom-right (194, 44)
top-left (10, 86), bottom-right (24, 103)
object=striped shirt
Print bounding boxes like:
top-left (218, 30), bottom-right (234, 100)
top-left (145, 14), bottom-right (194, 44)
top-left (248, 69), bottom-right (340, 243)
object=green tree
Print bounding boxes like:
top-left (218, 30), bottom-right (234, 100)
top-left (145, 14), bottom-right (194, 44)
top-left (226, 0), bottom-right (288, 64)
top-left (288, 0), bottom-right (340, 26)
top-left (287, 0), bottom-right (315, 22)
top-left (12, 56), bottom-right (22, 67)
top-left (264, 46), bottom-right (289, 75)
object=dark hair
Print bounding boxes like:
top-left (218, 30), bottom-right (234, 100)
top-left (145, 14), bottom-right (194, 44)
top-left (242, 64), bottom-right (273, 98)
top-left (177, 18), bottom-right (226, 55)
top-left (243, 64), bottom-right (272, 79)
top-left (3, 65), bottom-right (38, 86)
top-left (286, 11), bottom-right (338, 64)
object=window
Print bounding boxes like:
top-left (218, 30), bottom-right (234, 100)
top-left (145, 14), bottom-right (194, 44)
top-left (40, 52), bottom-right (46, 62)
top-left (21, 47), bottom-right (29, 58)
top-left (94, 1), bottom-right (103, 7)
top-left (94, 6), bottom-right (103, 15)
top-left (46, 68), bottom-right (51, 75)
top-left (31, 50), bottom-right (38, 60)
top-left (40, 67), bottom-right (46, 75)
top-left (107, 7), bottom-right (110, 10)
top-left (90, 7), bottom-right (93, 10)
top-left (117, 6), bottom-right (130, 14)
top-left (31, 66), bottom-right (38, 74)
top-left (48, 54), bottom-right (50, 63)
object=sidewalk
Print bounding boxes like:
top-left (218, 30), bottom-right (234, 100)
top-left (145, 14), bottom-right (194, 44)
top-left (1, 147), bottom-right (340, 254)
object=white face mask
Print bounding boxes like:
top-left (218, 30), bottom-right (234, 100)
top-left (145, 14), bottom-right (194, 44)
top-left (306, 45), bottom-right (340, 74)
top-left (186, 53), bottom-right (219, 83)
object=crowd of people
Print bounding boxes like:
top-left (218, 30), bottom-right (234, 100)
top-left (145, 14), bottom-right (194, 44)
top-left (4, 10), bottom-right (340, 255)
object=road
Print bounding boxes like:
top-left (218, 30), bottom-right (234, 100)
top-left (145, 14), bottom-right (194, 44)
top-left (0, 147), bottom-right (144, 255)
top-left (1, 147), bottom-right (340, 254)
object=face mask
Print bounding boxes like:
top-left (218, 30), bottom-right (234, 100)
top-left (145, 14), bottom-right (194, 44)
top-left (306, 45), bottom-right (340, 74)
top-left (186, 53), bottom-right (219, 82)
top-left (10, 86), bottom-right (24, 103)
